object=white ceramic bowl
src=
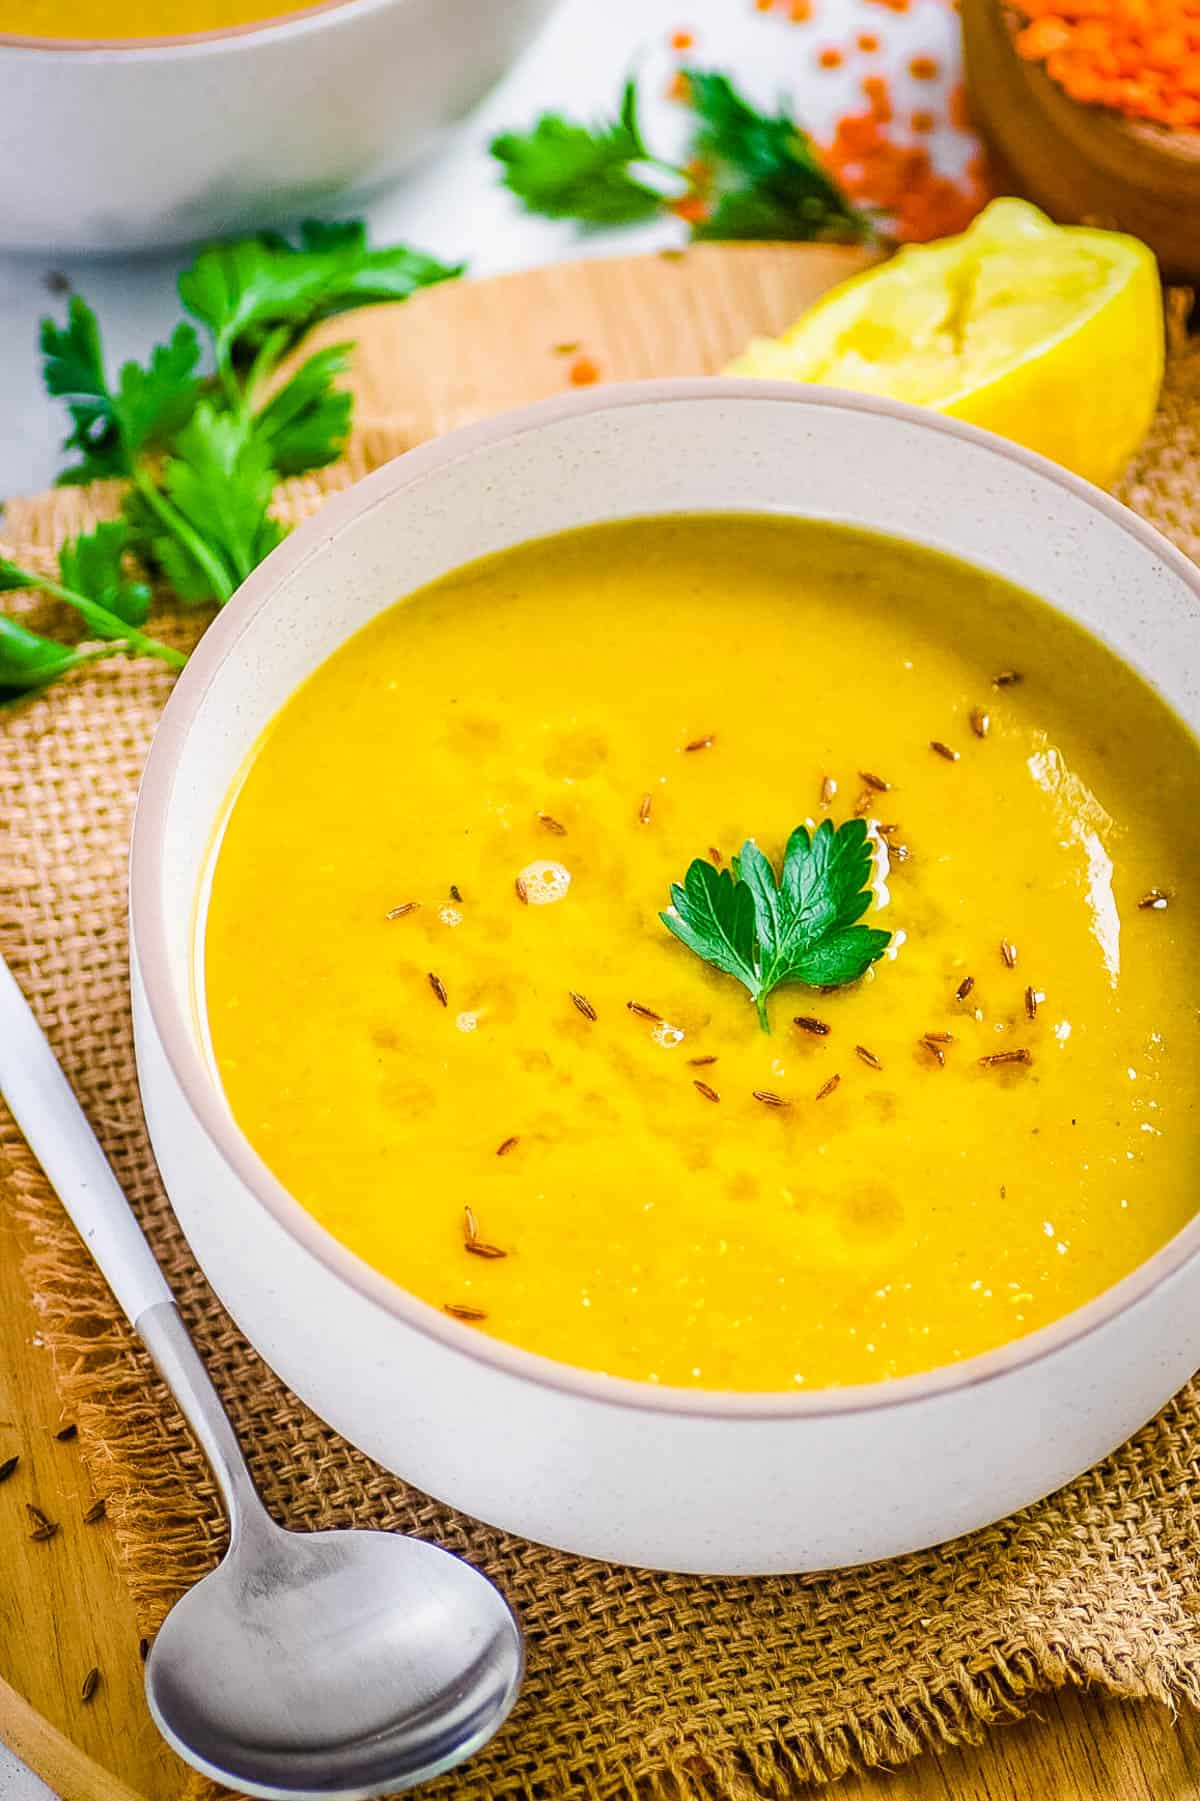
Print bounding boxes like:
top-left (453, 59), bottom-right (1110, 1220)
top-left (0, 0), bottom-right (555, 254)
top-left (130, 381), bottom-right (1200, 1575)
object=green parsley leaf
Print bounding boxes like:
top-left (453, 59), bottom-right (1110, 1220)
top-left (41, 296), bottom-right (127, 484)
top-left (491, 79), bottom-right (677, 226)
top-left (683, 70), bottom-right (869, 244)
top-left (0, 614), bottom-right (112, 703)
top-left (662, 819), bottom-right (891, 1030)
top-left (178, 224), bottom-right (463, 377)
top-left (252, 344), bottom-right (354, 475)
top-left (111, 323), bottom-right (201, 459)
top-left (132, 403), bottom-right (283, 603)
top-left (57, 521), bottom-right (152, 627)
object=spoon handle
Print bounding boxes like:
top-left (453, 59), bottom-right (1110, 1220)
top-left (0, 954), bottom-right (266, 1530)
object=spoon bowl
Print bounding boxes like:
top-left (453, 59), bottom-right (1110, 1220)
top-left (146, 1521), bottom-right (524, 1799)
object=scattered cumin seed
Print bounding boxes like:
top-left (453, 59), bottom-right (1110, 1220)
top-left (924, 1031), bottom-right (954, 1044)
top-left (1000, 939), bottom-right (1018, 969)
top-left (993, 670), bottom-right (1022, 687)
top-left (638, 792), bottom-right (652, 825)
top-left (80, 1668), bottom-right (101, 1704)
top-left (26, 1503), bottom-right (51, 1528)
top-left (29, 1521), bottom-right (59, 1543)
top-left (930, 740), bottom-right (959, 762)
top-left (444, 1303), bottom-right (488, 1322)
top-left (427, 971), bottom-right (448, 1006)
top-left (54, 1423), bottom-right (78, 1442)
top-left (919, 1037), bottom-right (946, 1066)
top-left (979, 1048), bottom-right (1033, 1067)
top-left (955, 975), bottom-right (975, 1002)
top-left (708, 846), bottom-right (723, 866)
top-left (386, 901), bottom-right (418, 919)
top-left (1139, 889), bottom-right (1171, 910)
top-left (876, 822), bottom-right (900, 836)
top-left (853, 788), bottom-right (875, 818)
top-left (794, 1015), bottom-right (831, 1036)
top-left (820, 775), bottom-right (837, 804)
top-left (815, 1073), bottom-right (841, 1100)
top-left (693, 1079), bottom-right (720, 1102)
top-left (138, 1638), bottom-right (150, 1663)
top-left (627, 1001), bottom-right (662, 1021)
top-left (514, 875), bottom-right (529, 905)
top-left (685, 734), bottom-right (715, 752)
top-left (1025, 985), bottom-right (1039, 1020)
top-left (449, 884), bottom-right (463, 903)
top-left (889, 842), bottom-right (912, 864)
top-left (855, 1045), bottom-right (883, 1070)
top-left (970, 707), bottom-right (990, 739)
top-left (753, 1090), bottom-right (789, 1108)
top-left (537, 812), bottom-right (567, 836)
top-left (463, 1205), bottom-right (479, 1244)
top-left (859, 770), bottom-right (891, 792)
top-left (0, 1455), bottom-right (18, 1484)
top-left (570, 990), bottom-right (597, 1022)
top-left (553, 341), bottom-right (580, 354)
top-left (83, 1499), bottom-right (106, 1524)
top-left (466, 1240), bottom-right (508, 1260)
top-left (496, 1136), bottom-right (520, 1156)
top-left (687, 1055), bottom-right (718, 1066)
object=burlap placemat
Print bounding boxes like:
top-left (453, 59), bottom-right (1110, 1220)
top-left (4, 323), bottom-right (1200, 1801)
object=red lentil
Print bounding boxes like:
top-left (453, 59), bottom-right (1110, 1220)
top-left (856, 29), bottom-right (881, 48)
top-left (1013, 0), bottom-right (1200, 127)
top-left (569, 356), bottom-right (600, 387)
top-left (670, 27), bottom-right (694, 48)
top-left (818, 45), bottom-right (844, 66)
top-left (909, 53), bottom-right (941, 79)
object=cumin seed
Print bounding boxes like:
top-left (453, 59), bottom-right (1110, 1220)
top-left (687, 1055), bottom-right (718, 1066)
top-left (889, 842), bottom-right (912, 864)
top-left (0, 1455), bottom-right (19, 1484)
top-left (693, 1080), bottom-right (720, 1102)
top-left (514, 875), bottom-right (529, 905)
top-left (537, 812), bottom-right (567, 836)
top-left (449, 884), bottom-right (463, 903)
top-left (54, 1423), bottom-right (78, 1442)
top-left (465, 1241), bottom-right (508, 1260)
top-left (627, 1001), bottom-right (662, 1021)
top-left (1139, 889), bottom-right (1171, 910)
top-left (923, 1031), bottom-right (954, 1044)
top-left (930, 740), bottom-right (959, 762)
top-left (80, 1668), bottom-right (101, 1704)
top-left (979, 1048), bottom-right (1033, 1067)
top-left (859, 770), bottom-right (891, 792)
top-left (496, 1136), bottom-right (520, 1156)
top-left (427, 972), bottom-right (448, 1006)
top-left (444, 1303), bottom-right (488, 1322)
top-left (1025, 985), bottom-right (1039, 1020)
top-left (955, 975), bottom-right (975, 1001)
top-left (993, 670), bottom-right (1022, 687)
top-left (815, 1074), bottom-right (841, 1100)
top-left (970, 708), bottom-right (990, 739)
top-left (26, 1503), bottom-right (50, 1528)
top-left (386, 901), bottom-right (418, 919)
top-left (820, 775), bottom-right (837, 805)
top-left (29, 1521), bottom-right (59, 1542)
top-left (554, 340), bottom-right (580, 354)
top-left (638, 792), bottom-right (652, 825)
top-left (570, 990), bottom-right (597, 1022)
top-left (853, 789), bottom-right (875, 818)
top-left (708, 846), bottom-right (723, 865)
top-left (919, 1037), bottom-right (946, 1066)
top-left (464, 1205), bottom-right (478, 1243)
top-left (794, 1015), bottom-right (831, 1036)
top-left (855, 1044), bottom-right (883, 1070)
top-left (83, 1499), bottom-right (106, 1525)
top-left (685, 734), bottom-right (715, 752)
top-left (876, 822), bottom-right (900, 837)
top-left (753, 1090), bottom-right (789, 1108)
top-left (1000, 939), bottom-right (1018, 969)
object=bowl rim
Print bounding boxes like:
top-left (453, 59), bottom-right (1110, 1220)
top-left (0, 0), bottom-right (400, 55)
top-left (130, 374), bottom-right (1200, 1423)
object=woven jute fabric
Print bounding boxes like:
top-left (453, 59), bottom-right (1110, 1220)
top-left (4, 316), bottom-right (1200, 1801)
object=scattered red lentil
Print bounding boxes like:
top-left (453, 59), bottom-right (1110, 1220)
top-left (666, 67), bottom-right (692, 102)
top-left (824, 77), bottom-right (995, 241)
top-left (862, 73), bottom-right (893, 121)
top-left (909, 54), bottom-right (940, 79)
top-left (857, 29), bottom-right (881, 49)
top-left (670, 26), bottom-right (694, 48)
top-left (790, 0), bottom-right (812, 19)
top-left (568, 356), bottom-right (599, 387)
top-left (818, 45), bottom-right (844, 67)
top-left (912, 108), bottom-right (935, 131)
top-left (669, 193), bottom-right (710, 224)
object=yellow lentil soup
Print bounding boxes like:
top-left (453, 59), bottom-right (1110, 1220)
top-left (204, 516), bottom-right (1200, 1391)
top-left (2, 0), bottom-right (328, 37)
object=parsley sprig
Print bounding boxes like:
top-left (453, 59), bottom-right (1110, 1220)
top-left (2, 221), bottom-right (460, 703)
top-left (662, 820), bottom-right (891, 1031)
top-left (493, 69), bottom-right (871, 245)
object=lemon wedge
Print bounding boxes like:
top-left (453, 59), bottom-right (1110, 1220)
top-left (727, 198), bottom-right (1163, 488)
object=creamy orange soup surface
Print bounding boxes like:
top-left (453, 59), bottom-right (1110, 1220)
top-left (203, 516), bottom-right (1200, 1391)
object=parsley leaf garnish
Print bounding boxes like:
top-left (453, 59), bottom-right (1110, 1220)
top-left (491, 80), bottom-right (679, 226)
top-left (251, 342), bottom-right (354, 475)
top-left (662, 819), bottom-right (891, 1031)
top-left (492, 68), bottom-right (871, 246)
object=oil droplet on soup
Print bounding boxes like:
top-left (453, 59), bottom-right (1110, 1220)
top-left (204, 517), bottom-right (1200, 1390)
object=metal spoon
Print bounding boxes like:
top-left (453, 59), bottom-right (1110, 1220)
top-left (0, 953), bottom-right (524, 1799)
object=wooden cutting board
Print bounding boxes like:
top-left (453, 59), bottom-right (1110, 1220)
top-left (2, 242), bottom-right (1199, 1801)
